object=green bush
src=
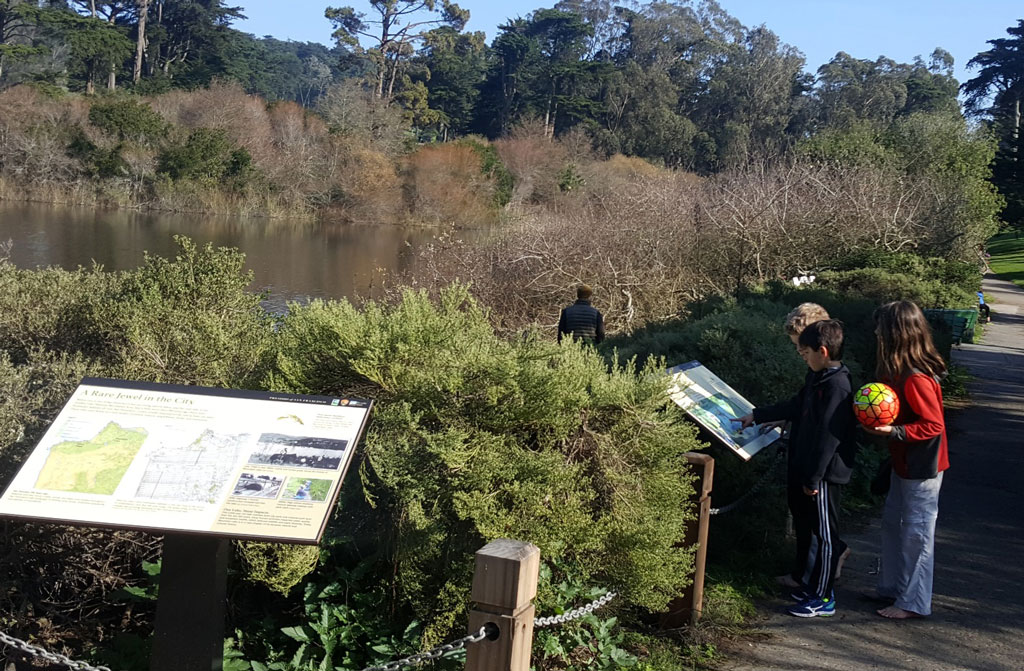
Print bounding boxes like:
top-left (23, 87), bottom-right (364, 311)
top-left (88, 99), bottom-right (167, 144)
top-left (156, 128), bottom-right (253, 184)
top-left (0, 256), bottom-right (115, 361)
top-left (458, 137), bottom-right (514, 208)
top-left (815, 268), bottom-right (974, 309)
top-left (67, 127), bottom-right (131, 179)
top-left (262, 286), bottom-right (701, 645)
top-left (99, 237), bottom-right (275, 387)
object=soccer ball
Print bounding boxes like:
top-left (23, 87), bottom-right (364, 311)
top-left (853, 382), bottom-right (900, 428)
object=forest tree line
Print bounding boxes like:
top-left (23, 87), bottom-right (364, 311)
top-left (0, 1), bottom-right (1021, 224)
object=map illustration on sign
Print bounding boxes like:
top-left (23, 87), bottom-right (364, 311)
top-left (135, 429), bottom-right (252, 503)
top-left (667, 361), bottom-right (780, 460)
top-left (0, 378), bottom-right (373, 544)
top-left (35, 421), bottom-right (148, 495)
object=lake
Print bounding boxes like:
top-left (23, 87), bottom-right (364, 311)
top-left (0, 203), bottom-right (460, 311)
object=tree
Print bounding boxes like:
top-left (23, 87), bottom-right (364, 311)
top-left (325, 0), bottom-right (468, 101)
top-left (39, 9), bottom-right (133, 93)
top-left (477, 8), bottom-right (607, 138)
top-left (146, 0), bottom-right (245, 86)
top-left (691, 26), bottom-right (806, 170)
top-left (133, 0), bottom-right (149, 82)
top-left (0, 0), bottom-right (53, 84)
top-left (963, 20), bottom-right (1024, 227)
top-left (410, 26), bottom-right (486, 138)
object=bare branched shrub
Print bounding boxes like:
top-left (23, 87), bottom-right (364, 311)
top-left (495, 119), bottom-right (568, 206)
top-left (399, 154), bottom-right (989, 337)
top-left (318, 80), bottom-right (410, 157)
top-left (404, 144), bottom-right (497, 226)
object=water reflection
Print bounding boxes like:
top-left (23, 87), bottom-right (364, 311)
top-left (0, 203), bottom-right (460, 311)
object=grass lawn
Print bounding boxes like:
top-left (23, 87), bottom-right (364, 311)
top-left (988, 231), bottom-right (1024, 289)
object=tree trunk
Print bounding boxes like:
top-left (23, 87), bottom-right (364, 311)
top-left (89, 0), bottom-right (96, 17)
top-left (385, 50), bottom-right (400, 101)
top-left (134, 0), bottom-right (149, 83)
top-left (1014, 96), bottom-right (1020, 159)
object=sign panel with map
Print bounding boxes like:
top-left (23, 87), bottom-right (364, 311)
top-left (0, 378), bottom-right (373, 543)
top-left (667, 361), bottom-right (780, 460)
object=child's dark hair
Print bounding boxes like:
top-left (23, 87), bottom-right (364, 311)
top-left (874, 301), bottom-right (946, 380)
top-left (798, 319), bottom-right (844, 360)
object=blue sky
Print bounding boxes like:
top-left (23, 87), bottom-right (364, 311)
top-left (235, 0), bottom-right (1023, 84)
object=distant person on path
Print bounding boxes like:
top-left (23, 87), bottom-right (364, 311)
top-left (557, 284), bottom-right (605, 345)
top-left (736, 320), bottom-right (858, 618)
top-left (863, 301), bottom-right (949, 619)
top-left (977, 291), bottom-right (991, 323)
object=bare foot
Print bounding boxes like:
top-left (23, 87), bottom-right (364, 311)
top-left (775, 574), bottom-right (801, 589)
top-left (836, 547), bottom-right (852, 579)
top-left (877, 606), bottom-right (923, 619)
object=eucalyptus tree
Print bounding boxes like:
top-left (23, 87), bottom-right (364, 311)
top-left (325, 0), bottom-right (469, 101)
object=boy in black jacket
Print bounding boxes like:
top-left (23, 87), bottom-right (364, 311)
top-left (737, 320), bottom-right (857, 617)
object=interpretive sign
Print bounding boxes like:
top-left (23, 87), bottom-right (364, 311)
top-left (667, 361), bottom-right (780, 460)
top-left (0, 378), bottom-right (372, 543)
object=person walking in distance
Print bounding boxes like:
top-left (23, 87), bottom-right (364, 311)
top-left (558, 284), bottom-right (605, 345)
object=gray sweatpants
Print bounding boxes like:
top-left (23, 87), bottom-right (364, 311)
top-left (878, 471), bottom-right (943, 615)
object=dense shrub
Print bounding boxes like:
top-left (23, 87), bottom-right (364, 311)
top-left (156, 128), bottom-right (253, 184)
top-left (403, 144), bottom-right (499, 225)
top-left (815, 268), bottom-right (975, 309)
top-left (261, 286), bottom-right (700, 644)
top-left (458, 136), bottom-right (514, 208)
top-left (88, 99), bottom-right (167, 143)
top-left (98, 237), bottom-right (275, 386)
top-left (0, 245), bottom-right (704, 668)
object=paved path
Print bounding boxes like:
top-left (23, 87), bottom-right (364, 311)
top-left (722, 274), bottom-right (1024, 671)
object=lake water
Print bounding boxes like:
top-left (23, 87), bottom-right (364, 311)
top-left (0, 203), bottom-right (458, 311)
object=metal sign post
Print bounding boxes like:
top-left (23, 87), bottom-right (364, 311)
top-left (150, 534), bottom-right (230, 671)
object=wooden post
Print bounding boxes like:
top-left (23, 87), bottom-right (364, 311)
top-left (465, 539), bottom-right (540, 671)
top-left (660, 452), bottom-right (714, 628)
top-left (150, 534), bottom-right (229, 671)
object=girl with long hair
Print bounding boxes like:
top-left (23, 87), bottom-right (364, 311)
top-left (864, 301), bottom-right (950, 619)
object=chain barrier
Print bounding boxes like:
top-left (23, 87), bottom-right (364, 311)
top-left (534, 591), bottom-right (617, 628)
top-left (1, 590), bottom-right (618, 671)
top-left (360, 624), bottom-right (492, 671)
top-left (0, 630), bottom-right (112, 671)
top-left (361, 590), bottom-right (619, 671)
top-left (709, 443), bottom-right (785, 516)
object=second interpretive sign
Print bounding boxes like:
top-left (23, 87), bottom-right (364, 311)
top-left (667, 361), bottom-right (780, 460)
top-left (0, 378), bottom-right (372, 544)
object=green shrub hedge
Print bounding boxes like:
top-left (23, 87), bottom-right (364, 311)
top-left (0, 243), bottom-right (702, 669)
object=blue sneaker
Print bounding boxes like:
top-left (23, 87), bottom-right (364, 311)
top-left (787, 596), bottom-right (836, 618)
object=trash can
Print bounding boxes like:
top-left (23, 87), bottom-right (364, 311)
top-left (922, 308), bottom-right (979, 344)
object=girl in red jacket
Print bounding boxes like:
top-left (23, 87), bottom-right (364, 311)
top-left (864, 301), bottom-right (949, 619)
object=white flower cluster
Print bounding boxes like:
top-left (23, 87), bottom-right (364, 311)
top-left (791, 274), bottom-right (816, 286)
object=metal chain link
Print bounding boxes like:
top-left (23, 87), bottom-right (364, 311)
top-left (0, 630), bottom-right (112, 671)
top-left (360, 625), bottom-right (491, 671)
top-left (534, 591), bottom-right (617, 628)
top-left (360, 591), bottom-right (618, 671)
top-left (709, 444), bottom-right (785, 516)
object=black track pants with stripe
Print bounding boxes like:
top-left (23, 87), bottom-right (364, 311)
top-left (788, 481), bottom-right (846, 600)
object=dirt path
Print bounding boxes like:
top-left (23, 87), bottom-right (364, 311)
top-left (721, 274), bottom-right (1024, 671)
